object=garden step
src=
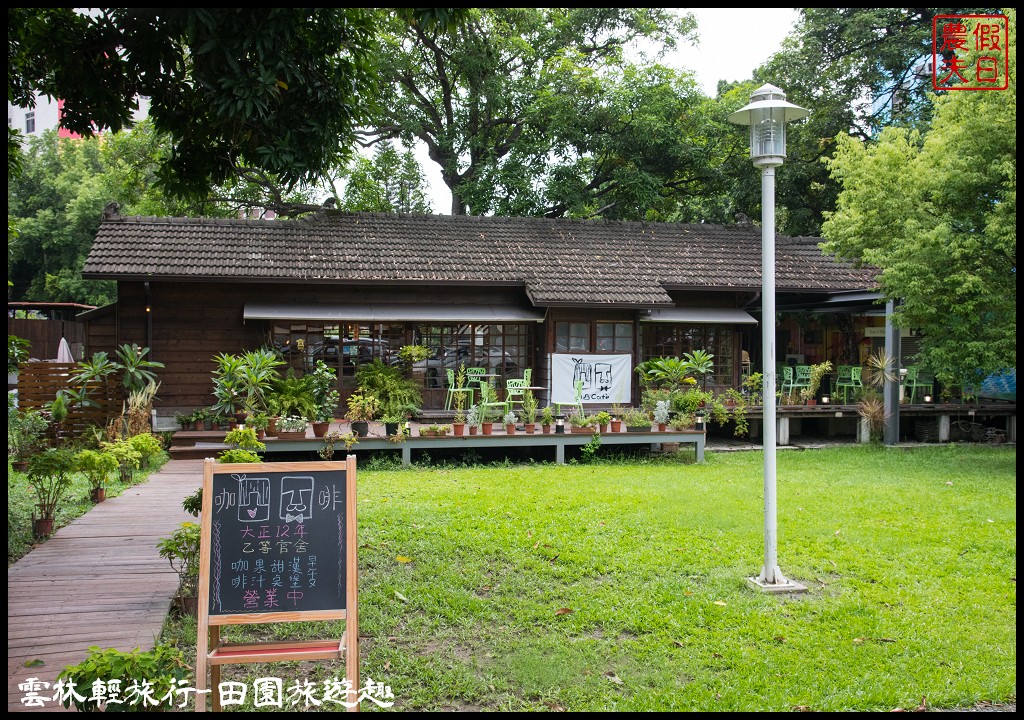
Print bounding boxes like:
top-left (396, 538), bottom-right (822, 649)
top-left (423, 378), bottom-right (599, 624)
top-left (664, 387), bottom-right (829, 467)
top-left (169, 443), bottom-right (228, 460)
top-left (169, 430), bottom-right (228, 448)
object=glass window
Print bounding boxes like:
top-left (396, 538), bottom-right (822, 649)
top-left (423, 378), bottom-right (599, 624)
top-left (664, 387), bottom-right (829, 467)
top-left (25, 112), bottom-right (35, 134)
top-left (555, 322), bottom-right (589, 352)
top-left (596, 322), bottom-right (632, 352)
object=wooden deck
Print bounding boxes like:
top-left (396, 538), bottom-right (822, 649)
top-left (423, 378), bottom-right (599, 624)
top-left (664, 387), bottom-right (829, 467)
top-left (7, 460), bottom-right (201, 713)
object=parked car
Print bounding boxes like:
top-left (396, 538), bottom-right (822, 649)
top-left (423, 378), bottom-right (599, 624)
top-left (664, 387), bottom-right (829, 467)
top-left (305, 338), bottom-right (393, 370)
top-left (412, 345), bottom-right (519, 387)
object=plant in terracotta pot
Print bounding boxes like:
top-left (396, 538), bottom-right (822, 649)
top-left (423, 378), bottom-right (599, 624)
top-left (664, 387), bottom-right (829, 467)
top-left (466, 404), bottom-right (481, 435)
top-left (503, 411), bottom-right (518, 435)
top-left (521, 390), bottom-right (538, 434)
top-left (27, 447), bottom-right (76, 537)
top-left (74, 448), bottom-right (119, 503)
top-left (567, 411), bottom-right (592, 433)
top-left (246, 411), bottom-right (270, 439)
top-left (609, 404), bottom-right (625, 432)
top-left (451, 364), bottom-right (469, 436)
top-left (653, 400), bottom-right (671, 431)
top-left (593, 410), bottom-right (612, 433)
top-left (540, 405), bottom-right (554, 434)
top-left (238, 347), bottom-right (284, 417)
top-left (308, 360), bottom-right (340, 437)
top-left (8, 406), bottom-right (49, 471)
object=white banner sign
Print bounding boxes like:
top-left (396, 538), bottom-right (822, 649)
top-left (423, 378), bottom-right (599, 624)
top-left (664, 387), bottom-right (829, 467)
top-left (549, 354), bottom-right (632, 405)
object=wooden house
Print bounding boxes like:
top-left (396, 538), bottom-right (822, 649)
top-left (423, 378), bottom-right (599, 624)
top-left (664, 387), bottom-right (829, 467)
top-left (81, 208), bottom-right (880, 421)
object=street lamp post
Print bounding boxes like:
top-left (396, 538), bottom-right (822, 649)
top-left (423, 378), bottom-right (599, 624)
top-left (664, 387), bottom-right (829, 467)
top-left (729, 84), bottom-right (809, 593)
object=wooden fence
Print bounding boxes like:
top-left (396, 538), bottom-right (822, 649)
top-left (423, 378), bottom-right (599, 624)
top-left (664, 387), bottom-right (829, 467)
top-left (15, 362), bottom-right (123, 440)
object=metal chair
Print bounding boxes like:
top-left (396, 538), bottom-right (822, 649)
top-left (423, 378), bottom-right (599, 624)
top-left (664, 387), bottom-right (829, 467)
top-left (904, 366), bottom-right (934, 403)
top-left (792, 365), bottom-right (812, 397)
top-left (477, 380), bottom-right (509, 422)
top-left (834, 365), bottom-right (863, 403)
top-left (554, 379), bottom-right (584, 418)
top-left (444, 368), bottom-right (475, 410)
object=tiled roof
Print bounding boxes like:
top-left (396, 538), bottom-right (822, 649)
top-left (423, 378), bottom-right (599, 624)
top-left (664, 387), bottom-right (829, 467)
top-left (83, 212), bottom-right (878, 307)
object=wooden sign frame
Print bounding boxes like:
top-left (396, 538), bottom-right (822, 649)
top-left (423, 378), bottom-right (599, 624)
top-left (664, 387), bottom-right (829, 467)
top-left (194, 457), bottom-right (358, 712)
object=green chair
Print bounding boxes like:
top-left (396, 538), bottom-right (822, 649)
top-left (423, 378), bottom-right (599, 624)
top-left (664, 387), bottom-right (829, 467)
top-left (444, 368), bottom-right (475, 410)
top-left (554, 379), bottom-right (584, 418)
top-left (792, 365), bottom-right (812, 397)
top-left (834, 365), bottom-right (863, 403)
top-left (904, 366), bottom-right (934, 403)
top-left (779, 366), bottom-right (795, 397)
top-left (504, 378), bottom-right (528, 415)
top-left (477, 380), bottom-right (509, 422)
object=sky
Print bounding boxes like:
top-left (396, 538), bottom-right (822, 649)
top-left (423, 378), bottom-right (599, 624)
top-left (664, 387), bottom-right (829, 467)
top-left (417, 8), bottom-right (800, 213)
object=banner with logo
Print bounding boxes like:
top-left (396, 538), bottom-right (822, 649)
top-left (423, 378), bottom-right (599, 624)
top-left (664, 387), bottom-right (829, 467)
top-left (549, 354), bottom-right (632, 405)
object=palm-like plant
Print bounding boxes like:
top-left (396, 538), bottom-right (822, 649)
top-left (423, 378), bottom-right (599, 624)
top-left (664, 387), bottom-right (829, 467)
top-left (115, 344), bottom-right (165, 394)
top-left (239, 348), bottom-right (284, 414)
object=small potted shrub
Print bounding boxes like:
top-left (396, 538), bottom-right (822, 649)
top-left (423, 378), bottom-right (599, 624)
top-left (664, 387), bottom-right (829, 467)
top-left (246, 411), bottom-right (270, 439)
top-left (381, 412), bottom-right (405, 437)
top-left (540, 405), bottom-right (554, 434)
top-left (174, 411), bottom-right (194, 431)
top-left (308, 360), bottom-right (340, 437)
top-left (653, 400), bottom-right (671, 431)
top-left (8, 406), bottom-right (49, 471)
top-left (593, 410), bottom-right (612, 433)
top-left (802, 360), bottom-right (834, 405)
top-left (28, 447), bottom-right (77, 537)
top-left (568, 412), bottom-right (592, 434)
top-left (503, 411), bottom-right (518, 435)
top-left (466, 404), bottom-right (481, 435)
top-left (74, 448), bottom-right (119, 503)
top-left (522, 390), bottom-right (538, 434)
top-left (345, 389), bottom-right (379, 437)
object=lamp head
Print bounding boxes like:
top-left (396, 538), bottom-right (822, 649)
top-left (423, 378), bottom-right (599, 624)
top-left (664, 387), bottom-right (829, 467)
top-left (727, 84), bottom-right (809, 167)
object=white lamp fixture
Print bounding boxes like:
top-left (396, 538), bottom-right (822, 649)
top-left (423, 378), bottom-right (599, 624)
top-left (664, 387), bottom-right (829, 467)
top-left (729, 84), bottom-right (809, 594)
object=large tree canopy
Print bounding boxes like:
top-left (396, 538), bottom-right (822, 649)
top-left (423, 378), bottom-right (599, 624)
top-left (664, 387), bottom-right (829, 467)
top-left (8, 9), bottom-right (473, 198)
top-left (820, 9), bottom-right (1016, 388)
top-left (365, 8), bottom-right (730, 218)
top-left (749, 7), bottom-right (996, 236)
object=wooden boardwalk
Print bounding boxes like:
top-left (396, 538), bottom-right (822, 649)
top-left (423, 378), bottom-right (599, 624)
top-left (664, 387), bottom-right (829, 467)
top-left (7, 460), bottom-right (202, 713)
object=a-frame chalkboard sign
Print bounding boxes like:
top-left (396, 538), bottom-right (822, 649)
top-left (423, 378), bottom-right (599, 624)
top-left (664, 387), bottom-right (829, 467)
top-left (195, 457), bottom-right (358, 712)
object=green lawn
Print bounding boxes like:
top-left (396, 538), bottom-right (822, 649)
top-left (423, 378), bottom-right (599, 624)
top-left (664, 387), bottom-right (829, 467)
top-left (174, 445), bottom-right (1015, 711)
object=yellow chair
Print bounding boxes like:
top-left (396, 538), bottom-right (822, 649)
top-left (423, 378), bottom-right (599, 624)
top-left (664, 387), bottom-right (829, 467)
top-left (904, 366), bottom-right (934, 403)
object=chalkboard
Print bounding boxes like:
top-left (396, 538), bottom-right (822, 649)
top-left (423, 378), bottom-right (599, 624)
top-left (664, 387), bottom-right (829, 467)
top-left (195, 459), bottom-right (360, 712)
top-left (198, 460), bottom-right (356, 624)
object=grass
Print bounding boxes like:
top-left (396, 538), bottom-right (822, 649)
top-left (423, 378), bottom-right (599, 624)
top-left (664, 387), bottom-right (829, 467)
top-left (7, 452), bottom-right (170, 563)
top-left (135, 446), bottom-right (1019, 710)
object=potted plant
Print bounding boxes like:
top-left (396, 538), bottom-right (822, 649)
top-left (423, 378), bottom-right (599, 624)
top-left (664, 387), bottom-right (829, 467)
top-left (610, 404), bottom-right (625, 432)
top-left (801, 360), bottom-right (834, 405)
top-left (521, 390), bottom-right (538, 434)
top-left (8, 406), bottom-right (49, 472)
top-left (239, 348), bottom-right (284, 417)
top-left (540, 405), bottom-right (554, 434)
top-left (210, 352), bottom-right (247, 422)
top-left (192, 407), bottom-right (211, 431)
top-left (268, 372), bottom-right (318, 425)
top-left (8, 334), bottom-right (30, 383)
top-left (308, 360), bottom-right (340, 437)
top-left (101, 438), bottom-right (142, 485)
top-left (593, 410), bottom-right (612, 433)
top-left (157, 520), bottom-right (201, 615)
top-left (354, 360), bottom-right (422, 421)
top-left (622, 408), bottom-right (651, 433)
top-left (568, 411), bottom-right (592, 434)
top-left (27, 447), bottom-right (76, 538)
top-left (451, 364), bottom-right (469, 436)
top-left (653, 400), bottom-right (671, 431)
top-left (381, 412), bottom-right (405, 437)
top-left (276, 415), bottom-right (309, 439)
top-left (174, 411), bottom-right (194, 431)
top-left (466, 404), bottom-right (481, 435)
top-left (345, 390), bottom-right (379, 437)
top-left (74, 448), bottom-right (119, 503)
top-left (503, 410), bottom-right (518, 434)
top-left (246, 411), bottom-right (270, 439)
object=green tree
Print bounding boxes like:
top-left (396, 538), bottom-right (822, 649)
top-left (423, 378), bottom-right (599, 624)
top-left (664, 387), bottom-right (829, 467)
top-left (820, 10), bottom-right (1016, 388)
top-left (339, 142), bottom-right (433, 214)
top-left (747, 7), bottom-right (995, 236)
top-left (367, 8), bottom-right (705, 217)
top-left (8, 9), bottom-right (466, 197)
